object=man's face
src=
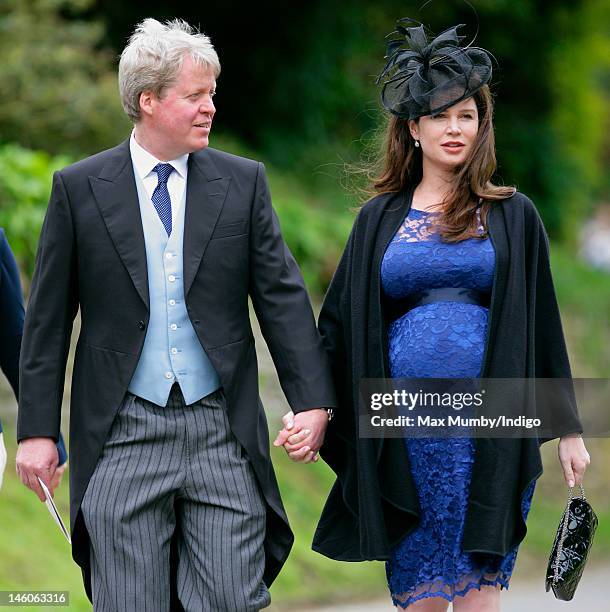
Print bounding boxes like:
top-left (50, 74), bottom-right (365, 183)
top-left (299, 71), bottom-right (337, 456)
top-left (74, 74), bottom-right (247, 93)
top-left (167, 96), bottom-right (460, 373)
top-left (144, 54), bottom-right (216, 158)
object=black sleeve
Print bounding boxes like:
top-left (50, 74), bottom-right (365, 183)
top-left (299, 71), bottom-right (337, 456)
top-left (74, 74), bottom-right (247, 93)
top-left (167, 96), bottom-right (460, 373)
top-left (17, 172), bottom-right (78, 445)
top-left (248, 162), bottom-right (336, 413)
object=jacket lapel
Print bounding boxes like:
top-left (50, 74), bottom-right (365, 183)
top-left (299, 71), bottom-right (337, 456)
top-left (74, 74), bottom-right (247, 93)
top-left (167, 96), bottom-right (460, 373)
top-left (183, 149), bottom-right (230, 296)
top-left (89, 140), bottom-right (149, 308)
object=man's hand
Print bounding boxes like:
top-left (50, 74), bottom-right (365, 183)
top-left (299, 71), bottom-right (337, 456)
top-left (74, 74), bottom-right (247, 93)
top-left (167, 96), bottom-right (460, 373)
top-left (558, 433), bottom-right (591, 488)
top-left (0, 433), bottom-right (7, 491)
top-left (15, 437), bottom-right (59, 501)
top-left (273, 409), bottom-right (328, 463)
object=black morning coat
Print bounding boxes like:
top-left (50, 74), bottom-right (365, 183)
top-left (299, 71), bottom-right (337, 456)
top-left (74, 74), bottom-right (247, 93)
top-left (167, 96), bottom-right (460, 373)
top-left (312, 184), bottom-right (583, 564)
top-left (17, 140), bottom-right (336, 600)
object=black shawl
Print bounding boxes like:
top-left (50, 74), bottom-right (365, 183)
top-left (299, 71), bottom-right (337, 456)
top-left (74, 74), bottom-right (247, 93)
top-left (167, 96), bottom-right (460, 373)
top-left (312, 185), bottom-right (582, 562)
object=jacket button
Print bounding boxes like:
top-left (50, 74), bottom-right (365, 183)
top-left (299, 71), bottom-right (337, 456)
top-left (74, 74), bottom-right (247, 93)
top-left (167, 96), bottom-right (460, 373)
top-left (138, 320), bottom-right (146, 330)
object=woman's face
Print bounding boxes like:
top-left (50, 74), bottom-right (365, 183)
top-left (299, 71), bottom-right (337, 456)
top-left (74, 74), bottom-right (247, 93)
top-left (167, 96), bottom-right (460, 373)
top-left (408, 97), bottom-right (479, 171)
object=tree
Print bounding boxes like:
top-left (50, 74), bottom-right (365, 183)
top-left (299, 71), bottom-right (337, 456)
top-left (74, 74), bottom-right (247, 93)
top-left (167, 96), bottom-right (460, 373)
top-left (0, 0), bottom-right (130, 156)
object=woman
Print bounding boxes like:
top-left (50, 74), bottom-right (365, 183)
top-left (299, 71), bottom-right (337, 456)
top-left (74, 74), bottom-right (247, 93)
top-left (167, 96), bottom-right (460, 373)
top-left (277, 19), bottom-right (591, 611)
top-left (0, 228), bottom-right (67, 491)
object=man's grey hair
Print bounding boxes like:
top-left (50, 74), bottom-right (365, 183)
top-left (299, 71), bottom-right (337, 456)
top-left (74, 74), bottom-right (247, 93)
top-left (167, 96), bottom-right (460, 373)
top-left (118, 18), bottom-right (221, 123)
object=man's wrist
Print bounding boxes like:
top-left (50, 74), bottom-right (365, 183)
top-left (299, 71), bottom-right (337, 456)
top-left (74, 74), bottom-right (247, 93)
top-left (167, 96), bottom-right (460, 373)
top-left (294, 406), bottom-right (334, 421)
top-left (560, 432), bottom-right (582, 440)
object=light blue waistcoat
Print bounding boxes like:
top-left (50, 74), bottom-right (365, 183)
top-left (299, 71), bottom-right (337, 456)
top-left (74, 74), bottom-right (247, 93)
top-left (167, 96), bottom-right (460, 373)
top-left (128, 166), bottom-right (220, 407)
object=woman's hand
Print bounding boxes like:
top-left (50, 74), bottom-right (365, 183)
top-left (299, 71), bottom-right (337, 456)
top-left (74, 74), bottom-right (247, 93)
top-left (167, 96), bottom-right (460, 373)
top-left (0, 432), bottom-right (7, 491)
top-left (558, 433), bottom-right (591, 488)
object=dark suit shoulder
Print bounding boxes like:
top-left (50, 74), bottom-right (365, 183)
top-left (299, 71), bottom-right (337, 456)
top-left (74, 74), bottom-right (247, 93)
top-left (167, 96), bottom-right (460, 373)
top-left (190, 147), bottom-right (261, 185)
top-left (59, 141), bottom-right (128, 181)
top-left (204, 147), bottom-right (260, 170)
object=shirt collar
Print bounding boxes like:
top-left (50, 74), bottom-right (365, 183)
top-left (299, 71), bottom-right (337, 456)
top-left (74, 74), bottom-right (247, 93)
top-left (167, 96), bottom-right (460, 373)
top-left (129, 130), bottom-right (189, 181)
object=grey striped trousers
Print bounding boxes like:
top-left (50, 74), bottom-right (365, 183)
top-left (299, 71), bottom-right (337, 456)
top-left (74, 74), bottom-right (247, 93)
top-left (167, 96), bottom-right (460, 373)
top-left (81, 386), bottom-right (271, 611)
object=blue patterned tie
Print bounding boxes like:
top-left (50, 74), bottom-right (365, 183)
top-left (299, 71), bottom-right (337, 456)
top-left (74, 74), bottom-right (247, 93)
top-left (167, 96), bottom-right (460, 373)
top-left (152, 163), bottom-right (174, 236)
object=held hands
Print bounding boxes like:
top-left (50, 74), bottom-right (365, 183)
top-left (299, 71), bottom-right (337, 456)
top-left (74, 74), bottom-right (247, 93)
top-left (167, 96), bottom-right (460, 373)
top-left (558, 433), bottom-right (591, 488)
top-left (16, 437), bottom-right (60, 501)
top-left (273, 409), bottom-right (329, 464)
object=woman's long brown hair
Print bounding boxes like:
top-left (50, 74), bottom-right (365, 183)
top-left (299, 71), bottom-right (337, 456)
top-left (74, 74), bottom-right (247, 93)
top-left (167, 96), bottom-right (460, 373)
top-left (368, 85), bottom-right (515, 241)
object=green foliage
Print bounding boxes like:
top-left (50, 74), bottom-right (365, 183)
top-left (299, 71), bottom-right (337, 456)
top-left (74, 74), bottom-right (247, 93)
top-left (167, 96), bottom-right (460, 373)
top-left (166, 0), bottom-right (607, 242)
top-left (0, 0), bottom-right (130, 156)
top-left (0, 144), bottom-right (72, 281)
top-left (548, 0), bottom-right (610, 243)
top-left (550, 243), bottom-right (610, 376)
top-left (2, 0), bottom-right (606, 241)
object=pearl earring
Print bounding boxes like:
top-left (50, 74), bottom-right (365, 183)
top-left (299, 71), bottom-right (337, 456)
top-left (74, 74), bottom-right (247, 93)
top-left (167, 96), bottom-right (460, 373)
top-left (414, 140), bottom-right (420, 148)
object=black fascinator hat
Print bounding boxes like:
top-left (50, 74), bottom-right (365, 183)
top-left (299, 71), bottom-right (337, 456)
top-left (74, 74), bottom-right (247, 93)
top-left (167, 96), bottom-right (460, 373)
top-left (377, 18), bottom-right (493, 120)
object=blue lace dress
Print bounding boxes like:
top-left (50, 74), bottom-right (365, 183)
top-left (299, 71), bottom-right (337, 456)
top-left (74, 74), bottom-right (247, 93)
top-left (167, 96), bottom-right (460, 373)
top-left (381, 207), bottom-right (536, 608)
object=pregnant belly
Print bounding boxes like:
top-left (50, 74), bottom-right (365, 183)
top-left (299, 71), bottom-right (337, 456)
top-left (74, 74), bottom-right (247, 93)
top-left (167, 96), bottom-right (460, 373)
top-left (387, 302), bottom-right (489, 378)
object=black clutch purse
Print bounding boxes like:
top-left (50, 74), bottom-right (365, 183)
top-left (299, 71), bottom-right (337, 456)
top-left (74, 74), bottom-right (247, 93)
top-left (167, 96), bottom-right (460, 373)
top-left (545, 484), bottom-right (598, 600)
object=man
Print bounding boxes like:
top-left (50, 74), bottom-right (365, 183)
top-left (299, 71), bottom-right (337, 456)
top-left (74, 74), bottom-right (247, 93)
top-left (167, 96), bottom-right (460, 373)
top-left (16, 18), bottom-right (335, 611)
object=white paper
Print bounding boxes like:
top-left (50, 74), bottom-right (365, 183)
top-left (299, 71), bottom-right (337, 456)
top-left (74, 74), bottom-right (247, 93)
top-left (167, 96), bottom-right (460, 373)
top-left (37, 476), bottom-right (71, 544)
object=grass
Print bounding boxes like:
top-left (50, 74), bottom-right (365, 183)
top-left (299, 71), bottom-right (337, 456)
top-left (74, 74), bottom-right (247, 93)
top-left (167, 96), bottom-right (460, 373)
top-left (270, 452), bottom-right (386, 607)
